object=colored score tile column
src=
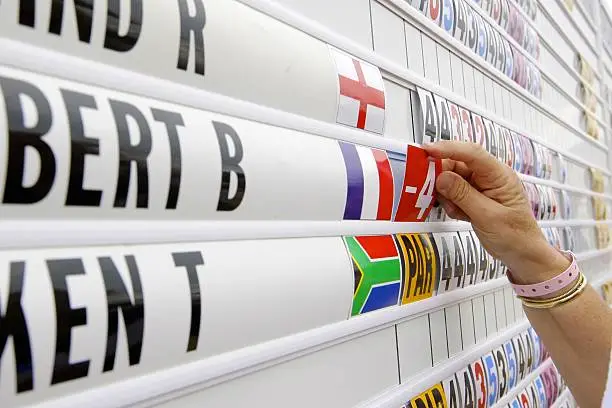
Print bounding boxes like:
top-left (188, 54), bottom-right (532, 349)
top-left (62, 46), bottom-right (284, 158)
top-left (343, 232), bottom-right (442, 317)
top-left (396, 233), bottom-right (440, 304)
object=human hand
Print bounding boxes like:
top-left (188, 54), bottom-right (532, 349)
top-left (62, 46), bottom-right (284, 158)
top-left (424, 141), bottom-right (570, 284)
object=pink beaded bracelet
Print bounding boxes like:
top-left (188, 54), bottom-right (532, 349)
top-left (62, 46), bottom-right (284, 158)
top-left (508, 251), bottom-right (579, 298)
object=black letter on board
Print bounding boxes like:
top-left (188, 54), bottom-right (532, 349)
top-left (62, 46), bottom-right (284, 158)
top-left (151, 108), bottom-right (185, 209)
top-left (0, 262), bottom-right (34, 393)
top-left (61, 89), bottom-right (103, 207)
top-left (213, 121), bottom-right (246, 211)
top-left (48, 258), bottom-right (90, 384)
top-left (172, 251), bottom-right (204, 352)
top-left (48, 0), bottom-right (95, 43)
top-left (177, 0), bottom-right (206, 75)
top-left (104, 0), bottom-right (143, 52)
top-left (109, 100), bottom-right (152, 208)
top-left (98, 256), bottom-right (144, 372)
top-left (0, 76), bottom-right (56, 204)
top-left (18, 0), bottom-right (36, 27)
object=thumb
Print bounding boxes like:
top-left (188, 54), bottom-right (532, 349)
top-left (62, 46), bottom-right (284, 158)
top-left (436, 171), bottom-right (497, 223)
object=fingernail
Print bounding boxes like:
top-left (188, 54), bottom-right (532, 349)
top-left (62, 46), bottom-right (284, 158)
top-left (436, 172), bottom-right (453, 194)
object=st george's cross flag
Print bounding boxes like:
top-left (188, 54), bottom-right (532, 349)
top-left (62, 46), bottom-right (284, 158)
top-left (329, 46), bottom-right (386, 134)
top-left (338, 141), bottom-right (394, 220)
top-left (343, 235), bottom-right (402, 316)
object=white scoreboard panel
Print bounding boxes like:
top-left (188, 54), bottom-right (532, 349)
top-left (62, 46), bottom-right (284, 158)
top-left (0, 0), bottom-right (610, 407)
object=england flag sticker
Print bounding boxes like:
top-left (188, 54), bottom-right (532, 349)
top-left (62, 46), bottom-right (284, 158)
top-left (329, 46), bottom-right (386, 134)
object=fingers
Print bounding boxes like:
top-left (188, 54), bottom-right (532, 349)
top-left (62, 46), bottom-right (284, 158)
top-left (442, 159), bottom-right (473, 180)
top-left (425, 141), bottom-right (503, 178)
top-left (442, 200), bottom-right (470, 222)
top-left (436, 171), bottom-right (500, 224)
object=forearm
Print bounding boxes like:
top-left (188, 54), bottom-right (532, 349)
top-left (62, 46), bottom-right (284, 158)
top-left (524, 287), bottom-right (612, 408)
top-left (509, 242), bottom-right (612, 407)
top-left (425, 141), bottom-right (612, 406)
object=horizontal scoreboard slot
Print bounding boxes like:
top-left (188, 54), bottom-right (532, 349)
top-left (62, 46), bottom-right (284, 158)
top-left (0, 63), bottom-right (608, 227)
top-left (0, 1), bottom-right (608, 175)
top-left (0, 232), bottom-right (518, 406)
top-left (0, 38), bottom-right (607, 185)
top-left (0, 220), bottom-right (611, 249)
top-left (0, 233), bottom-right (604, 404)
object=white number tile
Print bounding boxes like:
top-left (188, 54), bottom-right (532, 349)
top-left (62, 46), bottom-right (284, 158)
top-left (582, 227), bottom-right (597, 249)
top-left (570, 165), bottom-right (590, 189)
top-left (510, 94), bottom-right (522, 124)
top-left (514, 295), bottom-right (524, 321)
top-left (494, 290), bottom-right (508, 329)
top-left (450, 53), bottom-right (466, 97)
top-left (532, 108), bottom-right (540, 135)
top-left (572, 193), bottom-right (591, 219)
top-left (483, 293), bottom-right (498, 337)
top-left (462, 61), bottom-right (477, 103)
top-left (536, 111), bottom-right (545, 141)
top-left (504, 287), bottom-right (516, 324)
top-left (493, 82), bottom-right (505, 120)
top-left (530, 108), bottom-right (538, 139)
top-left (437, 44), bottom-right (453, 90)
top-left (421, 34), bottom-right (440, 84)
top-left (397, 314), bottom-right (434, 381)
top-left (473, 69), bottom-right (487, 106)
top-left (525, 102), bottom-right (533, 133)
top-left (459, 300), bottom-right (476, 349)
top-left (405, 22), bottom-right (425, 77)
top-left (519, 100), bottom-right (528, 129)
top-left (384, 80), bottom-right (415, 142)
top-left (445, 305), bottom-right (463, 357)
top-left (472, 296), bottom-right (488, 342)
top-left (569, 104), bottom-right (583, 131)
top-left (483, 75), bottom-right (497, 114)
top-left (429, 310), bottom-right (450, 365)
top-left (544, 117), bottom-right (555, 142)
top-left (502, 88), bottom-right (512, 121)
top-left (371, 1), bottom-right (408, 67)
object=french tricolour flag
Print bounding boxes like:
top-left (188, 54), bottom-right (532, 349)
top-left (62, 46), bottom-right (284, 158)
top-left (339, 141), bottom-right (394, 220)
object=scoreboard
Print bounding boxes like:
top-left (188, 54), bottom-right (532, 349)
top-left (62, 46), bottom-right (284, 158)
top-left (0, 0), bottom-right (611, 407)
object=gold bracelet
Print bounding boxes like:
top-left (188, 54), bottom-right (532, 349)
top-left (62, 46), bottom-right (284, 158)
top-left (519, 273), bottom-right (586, 307)
top-left (521, 274), bottom-right (589, 309)
top-left (517, 273), bottom-right (585, 304)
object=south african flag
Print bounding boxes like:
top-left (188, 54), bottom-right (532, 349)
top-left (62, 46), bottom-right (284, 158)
top-left (343, 235), bottom-right (402, 316)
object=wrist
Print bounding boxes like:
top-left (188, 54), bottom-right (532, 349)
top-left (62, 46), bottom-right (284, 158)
top-left (505, 242), bottom-right (572, 285)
